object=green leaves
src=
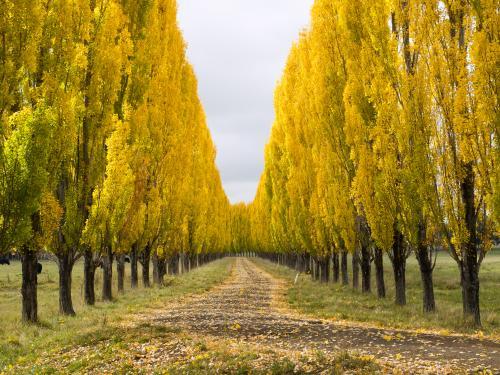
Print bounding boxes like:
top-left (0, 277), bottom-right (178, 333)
top-left (0, 107), bottom-right (55, 250)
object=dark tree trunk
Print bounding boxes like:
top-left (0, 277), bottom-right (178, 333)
top-left (304, 253), bottom-right (311, 274)
top-left (159, 258), bottom-right (166, 281)
top-left (341, 250), bottom-right (348, 286)
top-left (360, 245), bottom-right (371, 293)
top-left (416, 223), bottom-right (435, 312)
top-left (313, 258), bottom-right (320, 281)
top-left (391, 229), bottom-right (407, 306)
top-left (130, 243), bottom-right (138, 288)
top-left (21, 246), bottom-right (38, 323)
top-left (460, 162), bottom-right (481, 326)
top-left (116, 254), bottom-right (125, 293)
top-left (83, 248), bottom-right (96, 305)
top-left (141, 244), bottom-right (151, 287)
top-left (352, 250), bottom-right (360, 290)
top-left (332, 252), bottom-right (340, 283)
top-left (298, 254), bottom-right (306, 273)
top-left (58, 251), bottom-right (75, 316)
top-left (169, 254), bottom-right (179, 275)
top-left (320, 258), bottom-right (329, 283)
top-left (102, 245), bottom-right (113, 301)
top-left (374, 247), bottom-right (386, 298)
top-left (152, 251), bottom-right (160, 285)
top-left (152, 252), bottom-right (165, 286)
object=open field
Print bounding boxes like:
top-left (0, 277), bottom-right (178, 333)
top-left (254, 250), bottom-right (500, 337)
top-left (0, 258), bottom-right (234, 370)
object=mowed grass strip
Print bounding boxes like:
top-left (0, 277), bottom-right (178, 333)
top-left (0, 257), bottom-right (234, 370)
top-left (253, 250), bottom-right (500, 337)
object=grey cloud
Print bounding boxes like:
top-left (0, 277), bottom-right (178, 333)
top-left (177, 0), bottom-right (314, 203)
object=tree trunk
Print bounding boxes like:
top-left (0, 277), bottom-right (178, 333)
top-left (352, 250), bottom-right (360, 290)
top-left (460, 162), bottom-right (481, 326)
top-left (459, 259), bottom-right (480, 327)
top-left (21, 246), bottom-right (38, 323)
top-left (152, 251), bottom-right (160, 285)
top-left (419, 257), bottom-right (435, 313)
top-left (304, 253), bottom-right (311, 274)
top-left (341, 250), bottom-right (348, 286)
top-left (159, 258), bottom-right (166, 281)
top-left (116, 254), bottom-right (125, 293)
top-left (391, 228), bottom-right (406, 306)
top-left (374, 247), bottom-right (386, 298)
top-left (178, 253), bottom-right (184, 274)
top-left (83, 248), bottom-right (96, 305)
top-left (141, 244), bottom-right (151, 287)
top-left (415, 223), bottom-right (435, 312)
top-left (360, 245), bottom-right (371, 293)
top-left (169, 254), bottom-right (179, 275)
top-left (313, 258), bottom-right (320, 281)
top-left (320, 258), bottom-right (329, 283)
top-left (58, 251), bottom-right (75, 316)
top-left (152, 252), bottom-right (165, 286)
top-left (332, 252), bottom-right (340, 283)
top-left (102, 246), bottom-right (113, 301)
top-left (130, 243), bottom-right (138, 289)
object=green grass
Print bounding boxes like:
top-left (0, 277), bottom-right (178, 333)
top-left (0, 257), bottom-right (234, 370)
top-left (253, 250), bottom-right (500, 337)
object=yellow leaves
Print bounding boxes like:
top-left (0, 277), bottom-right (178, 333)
top-left (38, 191), bottom-right (63, 247)
top-left (230, 323), bottom-right (241, 331)
top-left (382, 333), bottom-right (404, 342)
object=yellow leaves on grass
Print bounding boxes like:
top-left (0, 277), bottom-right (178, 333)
top-left (230, 323), bottom-right (242, 331)
top-left (382, 333), bottom-right (404, 342)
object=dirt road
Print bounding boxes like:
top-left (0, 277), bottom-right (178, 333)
top-left (154, 258), bottom-right (499, 373)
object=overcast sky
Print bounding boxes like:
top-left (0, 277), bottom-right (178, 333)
top-left (177, 0), bottom-right (314, 203)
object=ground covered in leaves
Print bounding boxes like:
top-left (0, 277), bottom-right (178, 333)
top-left (3, 258), bottom-right (499, 374)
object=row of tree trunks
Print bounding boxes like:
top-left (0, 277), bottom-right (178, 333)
top-left (24, 243), bottom-right (224, 323)
top-left (250, 245), bottom-right (438, 319)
